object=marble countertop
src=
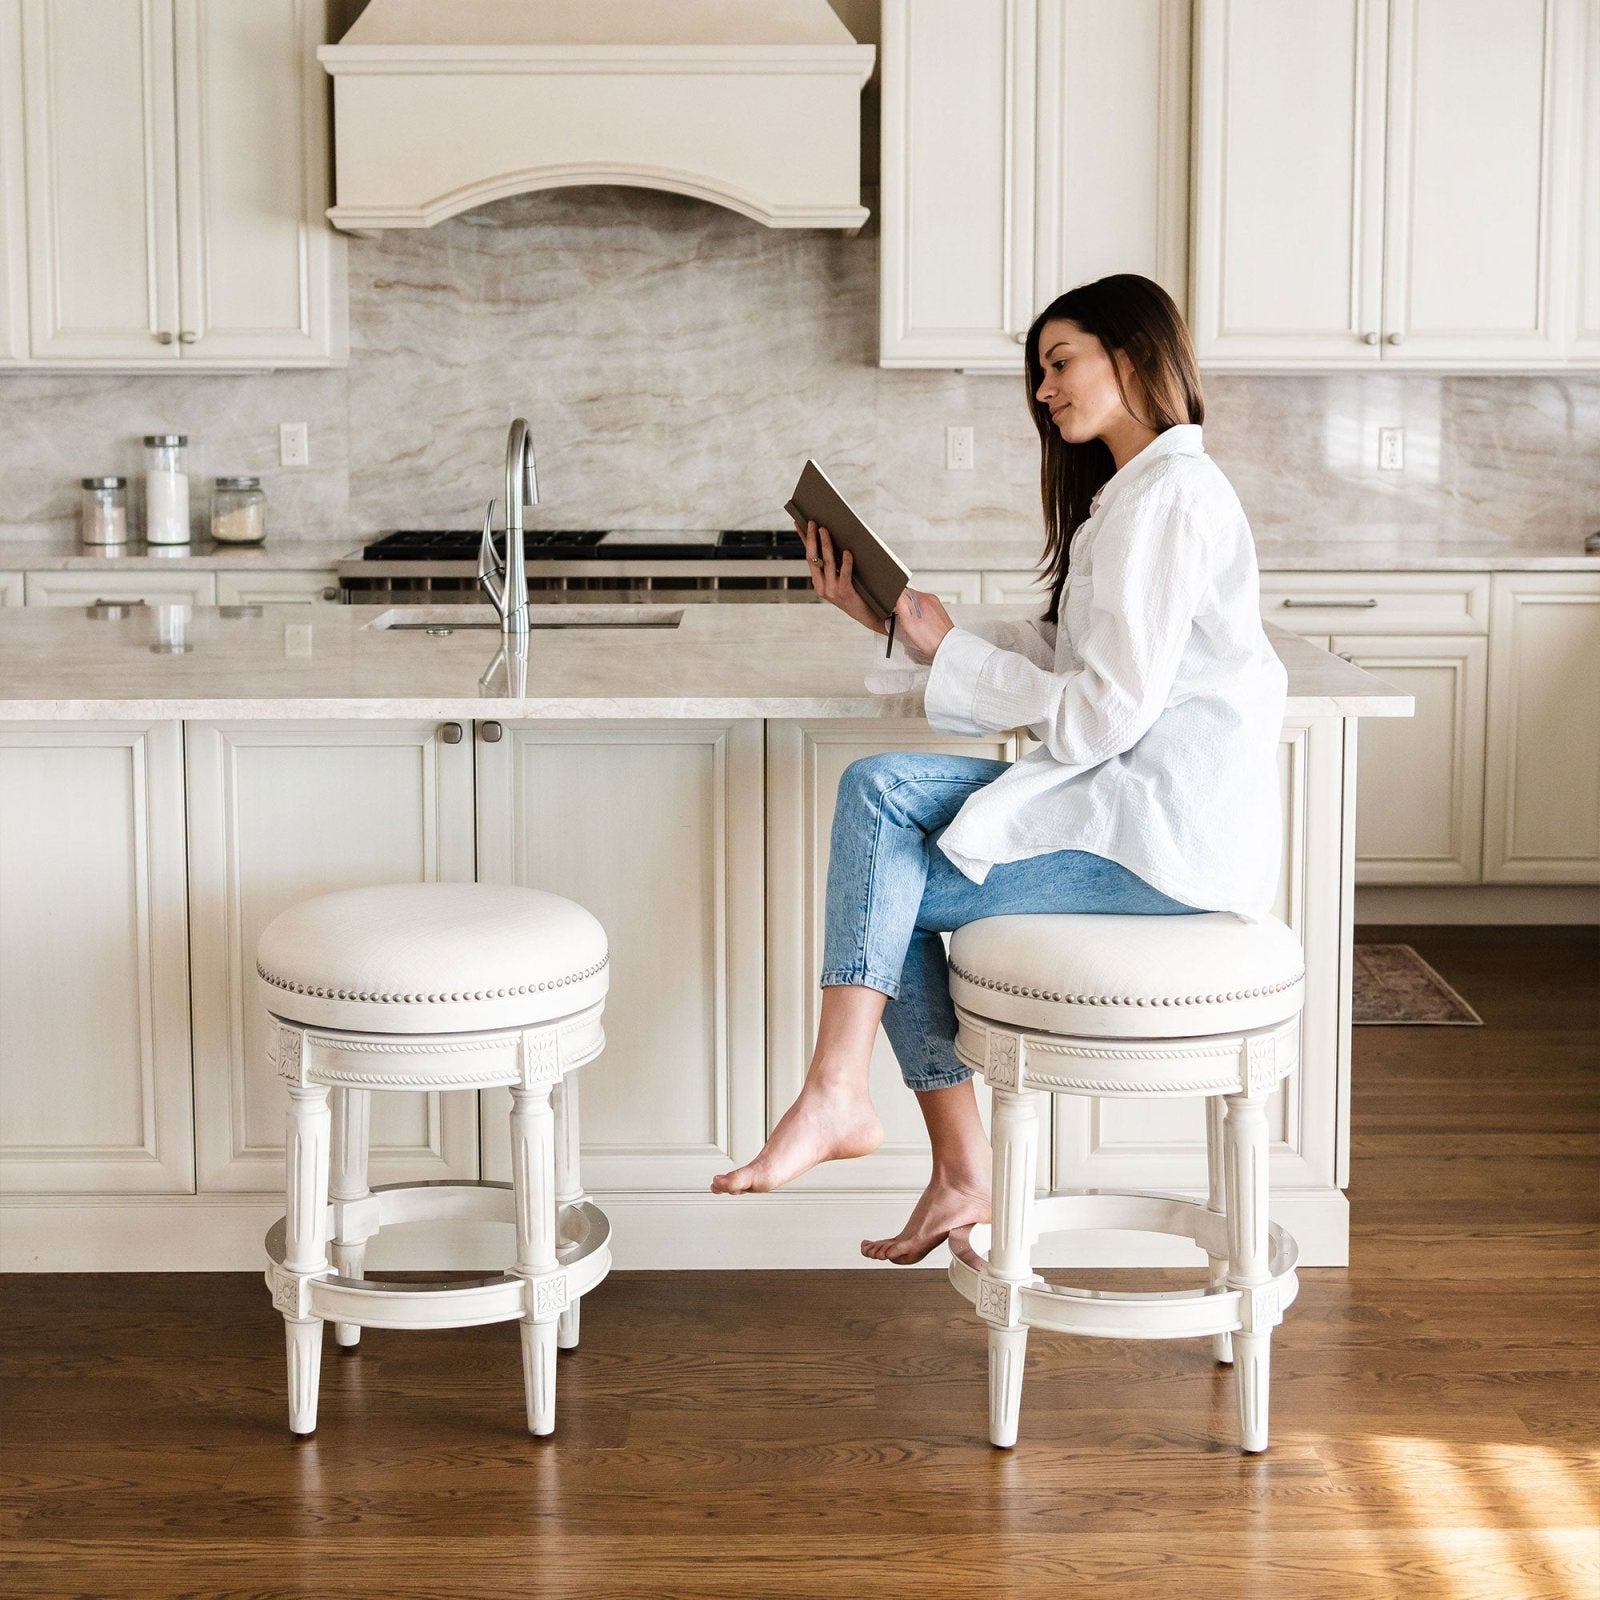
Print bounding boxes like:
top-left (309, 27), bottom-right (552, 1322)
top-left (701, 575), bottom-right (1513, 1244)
top-left (2, 532), bottom-right (1595, 574)
top-left (0, 601), bottom-right (1411, 721)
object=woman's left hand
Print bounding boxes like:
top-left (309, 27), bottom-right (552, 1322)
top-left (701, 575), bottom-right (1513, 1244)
top-left (893, 586), bottom-right (954, 657)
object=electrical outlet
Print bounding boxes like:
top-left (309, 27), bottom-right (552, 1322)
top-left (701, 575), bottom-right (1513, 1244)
top-left (279, 422), bottom-right (310, 468)
top-left (945, 425), bottom-right (975, 471)
top-left (1378, 427), bottom-right (1404, 471)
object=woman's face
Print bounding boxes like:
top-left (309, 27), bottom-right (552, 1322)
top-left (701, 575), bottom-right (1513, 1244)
top-left (1033, 318), bottom-right (1139, 446)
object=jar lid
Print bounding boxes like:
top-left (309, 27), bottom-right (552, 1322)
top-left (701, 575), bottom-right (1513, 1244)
top-left (143, 434), bottom-right (188, 447)
top-left (81, 476), bottom-right (127, 489)
top-left (214, 475), bottom-right (262, 490)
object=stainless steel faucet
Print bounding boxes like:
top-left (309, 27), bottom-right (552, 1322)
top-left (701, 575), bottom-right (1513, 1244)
top-left (477, 417), bottom-right (539, 639)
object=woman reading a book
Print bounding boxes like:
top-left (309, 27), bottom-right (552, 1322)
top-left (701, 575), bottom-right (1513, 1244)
top-left (712, 274), bottom-right (1286, 1264)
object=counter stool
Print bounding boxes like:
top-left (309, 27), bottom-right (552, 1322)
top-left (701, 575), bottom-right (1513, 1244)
top-left (946, 911), bottom-right (1305, 1453)
top-left (257, 882), bottom-right (611, 1438)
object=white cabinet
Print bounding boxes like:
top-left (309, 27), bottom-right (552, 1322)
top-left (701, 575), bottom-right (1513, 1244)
top-left (184, 720), bottom-right (479, 1191)
top-left (13, 0), bottom-right (344, 369)
top-left (476, 720), bottom-right (767, 1194)
top-left (0, 0), bottom-right (26, 363)
top-left (214, 570), bottom-right (340, 607)
top-left (1575, 0), bottom-right (1600, 359)
top-left (0, 720), bottom-right (194, 1193)
top-left (1482, 573), bottom-right (1600, 882)
top-left (916, 569), bottom-right (984, 605)
top-left (982, 570), bottom-right (1051, 606)
top-left (0, 572), bottom-right (22, 605)
top-left (24, 570), bottom-right (216, 606)
top-left (879, 0), bottom-right (1190, 371)
top-left (1192, 0), bottom-right (1585, 368)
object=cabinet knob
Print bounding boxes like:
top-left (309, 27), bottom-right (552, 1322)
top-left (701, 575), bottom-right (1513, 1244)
top-left (1386, 332), bottom-right (1405, 346)
top-left (178, 331), bottom-right (198, 345)
top-left (480, 720), bottom-right (504, 743)
top-left (1362, 332), bottom-right (1380, 345)
top-left (439, 722), bottom-right (464, 744)
top-left (320, 586), bottom-right (338, 602)
top-left (1013, 331), bottom-right (1028, 345)
top-left (155, 331), bottom-right (175, 345)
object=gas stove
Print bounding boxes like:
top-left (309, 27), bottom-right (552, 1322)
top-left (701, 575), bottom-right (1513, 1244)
top-left (338, 528), bottom-right (813, 604)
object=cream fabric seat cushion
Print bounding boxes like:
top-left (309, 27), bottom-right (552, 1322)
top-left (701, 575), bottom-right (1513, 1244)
top-left (257, 883), bottom-right (608, 1035)
top-left (949, 911), bottom-right (1303, 1040)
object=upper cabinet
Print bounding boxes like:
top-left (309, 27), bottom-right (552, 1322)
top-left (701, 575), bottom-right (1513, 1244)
top-left (5, 0), bottom-right (346, 370)
top-left (879, 0), bottom-right (1191, 372)
top-left (1192, 0), bottom-right (1594, 369)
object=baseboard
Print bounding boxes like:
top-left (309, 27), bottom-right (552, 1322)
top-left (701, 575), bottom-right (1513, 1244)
top-left (1355, 884), bottom-right (1600, 925)
top-left (0, 1189), bottom-right (1350, 1271)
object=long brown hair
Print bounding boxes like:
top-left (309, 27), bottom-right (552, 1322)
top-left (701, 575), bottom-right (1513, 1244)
top-left (1025, 274), bottom-right (1204, 621)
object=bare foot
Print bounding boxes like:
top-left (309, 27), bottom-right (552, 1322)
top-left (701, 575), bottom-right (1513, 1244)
top-left (861, 1175), bottom-right (990, 1264)
top-left (711, 1080), bottom-right (883, 1195)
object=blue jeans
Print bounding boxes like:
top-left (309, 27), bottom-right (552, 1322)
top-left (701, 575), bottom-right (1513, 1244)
top-left (820, 752), bottom-right (1202, 1092)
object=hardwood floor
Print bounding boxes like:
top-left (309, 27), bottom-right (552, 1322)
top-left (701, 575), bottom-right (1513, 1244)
top-left (2, 925), bottom-right (1595, 1599)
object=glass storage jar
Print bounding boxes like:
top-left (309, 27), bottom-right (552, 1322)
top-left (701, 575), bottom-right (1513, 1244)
top-left (142, 434), bottom-right (191, 544)
top-left (211, 476), bottom-right (266, 544)
top-left (79, 477), bottom-right (129, 546)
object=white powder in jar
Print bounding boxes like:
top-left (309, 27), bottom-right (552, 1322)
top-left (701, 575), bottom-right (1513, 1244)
top-left (212, 500), bottom-right (266, 544)
top-left (145, 470), bottom-right (190, 544)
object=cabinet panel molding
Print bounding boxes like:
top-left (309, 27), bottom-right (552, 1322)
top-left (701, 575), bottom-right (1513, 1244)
top-left (0, 0), bottom-right (27, 364)
top-left (0, 720), bottom-right (193, 1192)
top-left (24, 570), bottom-right (216, 607)
top-left (184, 720), bottom-right (478, 1191)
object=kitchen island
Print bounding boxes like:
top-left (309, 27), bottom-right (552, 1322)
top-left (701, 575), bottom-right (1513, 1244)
top-left (0, 602), bottom-right (1409, 1271)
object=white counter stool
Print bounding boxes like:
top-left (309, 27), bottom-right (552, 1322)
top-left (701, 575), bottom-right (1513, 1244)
top-left (257, 882), bottom-right (611, 1439)
top-left (946, 911), bottom-right (1305, 1453)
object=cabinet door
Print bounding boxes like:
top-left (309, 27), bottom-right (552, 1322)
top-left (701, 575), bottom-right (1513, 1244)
top-left (214, 570), bottom-right (340, 606)
top-left (1034, 0), bottom-right (1190, 312)
top-left (1330, 634), bottom-right (1487, 883)
top-left (0, 0), bottom-right (27, 364)
top-left (184, 720), bottom-right (478, 1191)
top-left (1483, 574), bottom-right (1600, 882)
top-left (24, 570), bottom-right (215, 606)
top-left (20, 0), bottom-right (182, 361)
top-left (916, 569), bottom-right (984, 605)
top-left (1381, 0), bottom-right (1567, 363)
top-left (1053, 716), bottom-right (1346, 1205)
top-left (1191, 0), bottom-right (1388, 363)
top-left (1574, 0), bottom-right (1600, 361)
top-left (0, 721), bottom-right (193, 1192)
top-left (764, 720), bottom-right (1048, 1194)
top-left (171, 0), bottom-right (344, 364)
top-left (981, 570), bottom-right (1050, 606)
top-left (879, 0), bottom-right (1036, 368)
top-left (476, 720), bottom-right (766, 1192)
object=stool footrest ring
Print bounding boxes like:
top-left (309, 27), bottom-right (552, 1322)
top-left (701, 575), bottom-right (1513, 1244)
top-left (949, 1190), bottom-right (1298, 1342)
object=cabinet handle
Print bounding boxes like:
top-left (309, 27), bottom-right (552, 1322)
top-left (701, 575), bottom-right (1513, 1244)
top-left (178, 331), bottom-right (198, 345)
top-left (320, 586), bottom-right (338, 601)
top-left (480, 720), bottom-right (504, 742)
top-left (1362, 332), bottom-right (1379, 345)
top-left (155, 331), bottom-right (175, 345)
top-left (1386, 332), bottom-right (1405, 346)
top-left (1280, 597), bottom-right (1379, 609)
top-left (439, 722), bottom-right (464, 744)
top-left (1012, 331), bottom-right (1027, 345)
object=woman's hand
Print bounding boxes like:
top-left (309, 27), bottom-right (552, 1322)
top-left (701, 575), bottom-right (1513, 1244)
top-left (892, 585), bottom-right (954, 658)
top-left (800, 521), bottom-right (886, 635)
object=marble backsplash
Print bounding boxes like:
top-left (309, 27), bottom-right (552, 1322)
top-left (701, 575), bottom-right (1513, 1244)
top-left (1, 185), bottom-right (1596, 556)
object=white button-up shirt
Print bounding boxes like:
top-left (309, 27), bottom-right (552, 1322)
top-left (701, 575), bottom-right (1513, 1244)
top-left (920, 424), bottom-right (1287, 920)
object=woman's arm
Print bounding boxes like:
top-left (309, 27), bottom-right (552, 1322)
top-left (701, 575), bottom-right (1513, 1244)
top-left (922, 494), bottom-right (1211, 767)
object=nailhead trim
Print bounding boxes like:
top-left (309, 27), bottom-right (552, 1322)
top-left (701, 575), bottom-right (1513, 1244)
top-left (950, 961), bottom-right (1304, 1008)
top-left (256, 951), bottom-right (608, 1006)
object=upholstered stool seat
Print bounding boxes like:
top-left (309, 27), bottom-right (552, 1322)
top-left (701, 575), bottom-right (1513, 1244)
top-left (259, 882), bottom-right (611, 1439)
top-left (946, 911), bottom-right (1306, 1453)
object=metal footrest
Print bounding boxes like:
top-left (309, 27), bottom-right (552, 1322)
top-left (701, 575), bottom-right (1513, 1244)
top-left (948, 1190), bottom-right (1299, 1341)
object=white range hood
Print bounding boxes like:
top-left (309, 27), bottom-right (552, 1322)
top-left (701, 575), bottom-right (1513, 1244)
top-left (318, 0), bottom-right (875, 232)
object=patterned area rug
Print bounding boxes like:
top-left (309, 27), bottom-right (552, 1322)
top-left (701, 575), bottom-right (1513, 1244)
top-left (1352, 944), bottom-right (1483, 1025)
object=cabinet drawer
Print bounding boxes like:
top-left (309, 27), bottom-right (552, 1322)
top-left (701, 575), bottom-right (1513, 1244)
top-left (215, 570), bottom-right (340, 606)
top-left (25, 570), bottom-right (216, 607)
top-left (916, 569), bottom-right (984, 605)
top-left (1259, 572), bottom-right (1489, 634)
top-left (0, 572), bottom-right (22, 605)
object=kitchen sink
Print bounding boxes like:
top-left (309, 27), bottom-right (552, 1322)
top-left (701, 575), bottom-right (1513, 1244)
top-left (365, 604), bottom-right (684, 633)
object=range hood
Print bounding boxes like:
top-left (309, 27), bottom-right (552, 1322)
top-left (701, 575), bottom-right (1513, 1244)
top-left (318, 0), bottom-right (875, 232)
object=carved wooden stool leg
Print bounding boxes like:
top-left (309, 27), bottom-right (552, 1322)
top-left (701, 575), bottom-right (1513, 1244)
top-left (1205, 1092), bottom-right (1233, 1366)
top-left (511, 1084), bottom-right (559, 1436)
top-left (329, 1087), bottom-right (372, 1350)
top-left (553, 1074), bottom-right (583, 1349)
top-left (1224, 1086), bottom-right (1274, 1453)
top-left (283, 1081), bottom-right (330, 1435)
top-left (985, 1087), bottom-right (1038, 1449)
